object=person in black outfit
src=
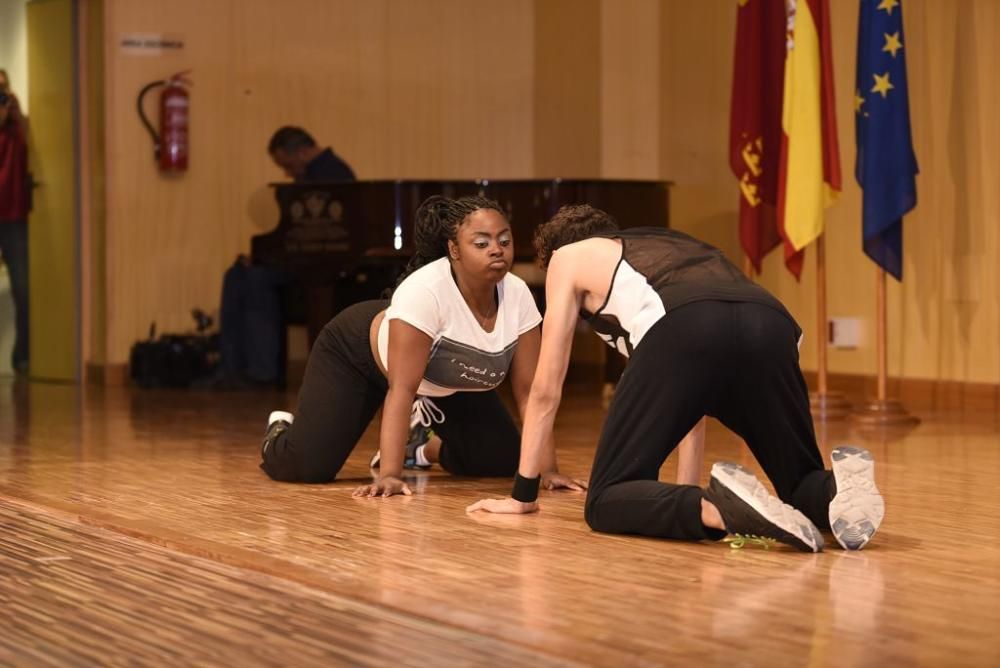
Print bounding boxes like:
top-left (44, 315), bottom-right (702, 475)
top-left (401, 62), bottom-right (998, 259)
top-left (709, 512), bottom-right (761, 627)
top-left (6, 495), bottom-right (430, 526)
top-left (468, 205), bottom-right (885, 553)
top-left (217, 127), bottom-right (356, 388)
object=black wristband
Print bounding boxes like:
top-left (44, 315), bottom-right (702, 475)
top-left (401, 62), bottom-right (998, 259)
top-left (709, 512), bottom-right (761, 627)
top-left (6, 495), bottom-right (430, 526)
top-left (511, 472), bottom-right (541, 503)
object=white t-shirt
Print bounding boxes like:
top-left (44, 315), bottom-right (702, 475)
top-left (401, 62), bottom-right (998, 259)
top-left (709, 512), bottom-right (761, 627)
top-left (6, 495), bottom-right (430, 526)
top-left (377, 257), bottom-right (542, 397)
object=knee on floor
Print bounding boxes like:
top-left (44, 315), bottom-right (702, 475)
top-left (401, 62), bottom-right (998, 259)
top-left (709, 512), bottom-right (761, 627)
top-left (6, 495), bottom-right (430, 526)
top-left (261, 455), bottom-right (337, 484)
top-left (583, 492), bottom-right (608, 532)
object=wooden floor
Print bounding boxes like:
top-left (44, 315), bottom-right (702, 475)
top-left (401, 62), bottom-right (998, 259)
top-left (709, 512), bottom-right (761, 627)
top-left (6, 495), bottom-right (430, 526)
top-left (0, 380), bottom-right (998, 666)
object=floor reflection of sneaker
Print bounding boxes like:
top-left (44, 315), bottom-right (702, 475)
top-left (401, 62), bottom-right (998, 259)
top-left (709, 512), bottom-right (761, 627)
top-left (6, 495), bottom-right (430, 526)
top-left (829, 552), bottom-right (885, 636)
top-left (829, 447), bottom-right (885, 550)
top-left (261, 410), bottom-right (293, 457)
top-left (704, 462), bottom-right (824, 553)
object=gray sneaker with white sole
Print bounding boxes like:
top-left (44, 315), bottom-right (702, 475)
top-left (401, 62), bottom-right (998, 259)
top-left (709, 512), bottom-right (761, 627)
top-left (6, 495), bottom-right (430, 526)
top-left (704, 461), bottom-right (824, 553)
top-left (829, 446), bottom-right (885, 550)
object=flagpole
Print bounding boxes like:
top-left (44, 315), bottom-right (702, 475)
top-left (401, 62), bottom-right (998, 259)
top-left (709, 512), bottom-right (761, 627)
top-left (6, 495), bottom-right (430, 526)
top-left (809, 233), bottom-right (850, 420)
top-left (817, 234), bottom-right (828, 395)
top-left (851, 267), bottom-right (919, 426)
top-left (877, 267), bottom-right (887, 401)
top-left (849, 0), bottom-right (918, 428)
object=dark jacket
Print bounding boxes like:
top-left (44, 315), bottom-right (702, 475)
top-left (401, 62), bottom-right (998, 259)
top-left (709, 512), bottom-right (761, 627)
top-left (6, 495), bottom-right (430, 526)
top-left (302, 148), bottom-right (356, 183)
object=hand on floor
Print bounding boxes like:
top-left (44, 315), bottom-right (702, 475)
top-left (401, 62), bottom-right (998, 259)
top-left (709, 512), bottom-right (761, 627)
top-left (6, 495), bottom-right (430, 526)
top-left (465, 497), bottom-right (539, 514)
top-left (542, 472), bottom-right (588, 491)
top-left (352, 476), bottom-right (413, 498)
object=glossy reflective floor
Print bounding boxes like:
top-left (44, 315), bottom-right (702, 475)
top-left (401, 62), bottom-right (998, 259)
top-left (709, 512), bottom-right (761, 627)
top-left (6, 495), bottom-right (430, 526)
top-left (0, 380), bottom-right (998, 666)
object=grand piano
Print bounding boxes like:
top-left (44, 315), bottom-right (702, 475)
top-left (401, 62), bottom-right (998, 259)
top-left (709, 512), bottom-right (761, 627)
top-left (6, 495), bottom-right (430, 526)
top-left (252, 179), bottom-right (671, 356)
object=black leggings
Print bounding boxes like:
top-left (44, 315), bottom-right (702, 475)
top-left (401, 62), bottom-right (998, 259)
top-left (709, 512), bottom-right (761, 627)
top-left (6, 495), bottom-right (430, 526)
top-left (584, 300), bottom-right (835, 541)
top-left (260, 300), bottom-right (521, 483)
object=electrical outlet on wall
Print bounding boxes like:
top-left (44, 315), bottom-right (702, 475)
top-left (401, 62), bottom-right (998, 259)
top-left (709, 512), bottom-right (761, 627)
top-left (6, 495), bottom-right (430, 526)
top-left (828, 317), bottom-right (863, 349)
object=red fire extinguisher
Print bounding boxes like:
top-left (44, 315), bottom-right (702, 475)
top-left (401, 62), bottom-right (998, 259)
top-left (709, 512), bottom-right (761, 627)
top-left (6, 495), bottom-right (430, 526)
top-left (137, 71), bottom-right (192, 172)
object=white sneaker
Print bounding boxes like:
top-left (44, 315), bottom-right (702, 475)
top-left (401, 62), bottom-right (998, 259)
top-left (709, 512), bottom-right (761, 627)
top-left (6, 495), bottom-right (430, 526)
top-left (829, 447), bottom-right (885, 550)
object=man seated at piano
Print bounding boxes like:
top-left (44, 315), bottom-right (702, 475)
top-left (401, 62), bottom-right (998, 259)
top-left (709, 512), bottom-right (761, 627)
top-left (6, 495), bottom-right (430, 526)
top-left (267, 126), bottom-right (356, 182)
top-left (259, 195), bottom-right (587, 497)
top-left (216, 126), bottom-right (356, 388)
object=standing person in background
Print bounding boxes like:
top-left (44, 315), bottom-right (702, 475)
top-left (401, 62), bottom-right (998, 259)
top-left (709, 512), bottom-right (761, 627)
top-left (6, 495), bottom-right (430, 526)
top-left (0, 70), bottom-right (30, 375)
top-left (0, 70), bottom-right (25, 126)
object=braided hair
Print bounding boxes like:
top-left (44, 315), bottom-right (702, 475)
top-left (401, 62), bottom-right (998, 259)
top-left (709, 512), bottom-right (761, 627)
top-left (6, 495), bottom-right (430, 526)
top-left (390, 195), bottom-right (508, 292)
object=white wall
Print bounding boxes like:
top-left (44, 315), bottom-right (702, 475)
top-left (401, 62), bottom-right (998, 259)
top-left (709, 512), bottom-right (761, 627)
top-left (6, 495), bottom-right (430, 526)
top-left (0, 0), bottom-right (29, 112)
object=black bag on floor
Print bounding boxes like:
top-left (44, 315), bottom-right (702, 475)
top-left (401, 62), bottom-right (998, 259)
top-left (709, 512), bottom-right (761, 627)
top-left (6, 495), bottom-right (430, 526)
top-left (129, 310), bottom-right (220, 388)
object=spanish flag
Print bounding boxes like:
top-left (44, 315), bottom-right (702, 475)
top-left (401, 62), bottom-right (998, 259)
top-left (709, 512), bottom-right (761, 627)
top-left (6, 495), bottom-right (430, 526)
top-left (776, 0), bottom-right (842, 278)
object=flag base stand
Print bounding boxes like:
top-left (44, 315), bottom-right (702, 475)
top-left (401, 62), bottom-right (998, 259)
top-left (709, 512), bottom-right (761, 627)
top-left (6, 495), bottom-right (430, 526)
top-left (809, 391), bottom-right (851, 421)
top-left (850, 398), bottom-right (920, 427)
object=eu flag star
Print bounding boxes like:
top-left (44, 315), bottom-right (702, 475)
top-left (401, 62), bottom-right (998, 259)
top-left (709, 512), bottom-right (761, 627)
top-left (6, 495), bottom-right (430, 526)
top-left (871, 72), bottom-right (894, 98)
top-left (854, 90), bottom-right (866, 113)
top-left (877, 0), bottom-right (899, 15)
top-left (882, 32), bottom-right (903, 58)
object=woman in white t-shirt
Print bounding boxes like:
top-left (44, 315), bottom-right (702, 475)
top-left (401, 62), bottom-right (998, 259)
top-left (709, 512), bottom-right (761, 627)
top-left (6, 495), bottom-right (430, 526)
top-left (259, 195), bottom-right (586, 497)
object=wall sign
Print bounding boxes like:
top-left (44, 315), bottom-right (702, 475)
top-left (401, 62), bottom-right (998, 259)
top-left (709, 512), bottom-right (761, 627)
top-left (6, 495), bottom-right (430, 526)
top-left (120, 33), bottom-right (185, 56)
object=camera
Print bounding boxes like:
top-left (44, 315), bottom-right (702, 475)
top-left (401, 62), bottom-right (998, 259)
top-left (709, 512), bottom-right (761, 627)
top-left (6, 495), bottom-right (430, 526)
top-left (0, 92), bottom-right (10, 106)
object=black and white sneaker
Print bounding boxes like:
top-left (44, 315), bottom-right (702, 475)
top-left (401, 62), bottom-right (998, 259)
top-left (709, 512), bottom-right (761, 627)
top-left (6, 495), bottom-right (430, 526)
top-left (705, 462), bottom-right (824, 553)
top-left (369, 397), bottom-right (442, 470)
top-left (261, 410), bottom-right (293, 457)
top-left (369, 424), bottom-right (432, 470)
top-left (829, 447), bottom-right (884, 550)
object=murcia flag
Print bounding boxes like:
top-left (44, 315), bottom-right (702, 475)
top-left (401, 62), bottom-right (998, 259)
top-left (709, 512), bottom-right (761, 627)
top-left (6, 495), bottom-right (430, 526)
top-left (729, 0), bottom-right (787, 275)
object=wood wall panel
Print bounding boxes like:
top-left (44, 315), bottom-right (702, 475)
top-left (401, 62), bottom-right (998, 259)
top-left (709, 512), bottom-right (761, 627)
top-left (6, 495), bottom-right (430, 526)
top-left (658, 1), bottom-right (740, 258)
top-left (81, 0), bottom-right (106, 367)
top-left (102, 0), bottom-right (534, 364)
top-left (599, 0), bottom-right (660, 179)
top-left (533, 0), bottom-right (601, 177)
top-left (27, 0), bottom-right (78, 381)
top-left (895, 0), bottom-right (1000, 385)
top-left (95, 0), bottom-right (999, 387)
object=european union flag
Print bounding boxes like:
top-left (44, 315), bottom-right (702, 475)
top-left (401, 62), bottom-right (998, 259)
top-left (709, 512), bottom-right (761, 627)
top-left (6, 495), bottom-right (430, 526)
top-left (855, 0), bottom-right (918, 280)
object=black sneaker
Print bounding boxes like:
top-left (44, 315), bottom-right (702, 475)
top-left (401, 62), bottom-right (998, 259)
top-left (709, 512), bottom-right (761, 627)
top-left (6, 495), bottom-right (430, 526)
top-left (704, 461), bottom-right (824, 553)
top-left (829, 447), bottom-right (884, 550)
top-left (369, 424), bottom-right (432, 470)
top-left (261, 410), bottom-right (293, 458)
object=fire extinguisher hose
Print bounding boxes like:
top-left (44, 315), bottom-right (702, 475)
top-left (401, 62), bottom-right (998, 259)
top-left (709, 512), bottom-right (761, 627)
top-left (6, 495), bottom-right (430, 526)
top-left (137, 79), bottom-right (166, 157)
